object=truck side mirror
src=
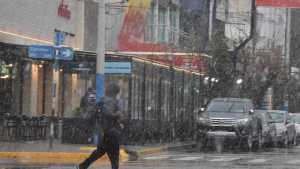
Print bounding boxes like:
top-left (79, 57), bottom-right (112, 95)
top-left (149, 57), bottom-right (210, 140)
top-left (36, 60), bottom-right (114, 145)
top-left (249, 109), bottom-right (254, 115)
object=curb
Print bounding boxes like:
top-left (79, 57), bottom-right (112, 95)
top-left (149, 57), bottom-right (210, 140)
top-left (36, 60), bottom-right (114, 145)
top-left (0, 149), bottom-right (129, 165)
top-left (126, 142), bottom-right (196, 158)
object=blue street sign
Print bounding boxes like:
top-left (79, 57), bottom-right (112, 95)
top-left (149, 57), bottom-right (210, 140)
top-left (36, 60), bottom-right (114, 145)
top-left (105, 62), bottom-right (131, 74)
top-left (54, 31), bottom-right (65, 46)
top-left (28, 45), bottom-right (54, 59)
top-left (56, 47), bottom-right (74, 60)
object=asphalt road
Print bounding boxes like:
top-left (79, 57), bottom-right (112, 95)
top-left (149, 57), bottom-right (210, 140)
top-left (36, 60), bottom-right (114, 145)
top-left (3, 146), bottom-right (300, 169)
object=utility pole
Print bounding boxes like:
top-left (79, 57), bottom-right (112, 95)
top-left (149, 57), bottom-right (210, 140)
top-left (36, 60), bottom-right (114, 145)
top-left (208, 0), bottom-right (216, 41)
top-left (284, 8), bottom-right (291, 111)
top-left (233, 0), bottom-right (256, 74)
top-left (96, 0), bottom-right (106, 102)
top-left (49, 30), bottom-right (63, 149)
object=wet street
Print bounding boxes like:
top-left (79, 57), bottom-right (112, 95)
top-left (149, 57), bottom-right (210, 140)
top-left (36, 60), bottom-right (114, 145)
top-left (3, 146), bottom-right (300, 169)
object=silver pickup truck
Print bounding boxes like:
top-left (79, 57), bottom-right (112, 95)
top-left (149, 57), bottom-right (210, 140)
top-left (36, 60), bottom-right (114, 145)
top-left (196, 98), bottom-right (262, 151)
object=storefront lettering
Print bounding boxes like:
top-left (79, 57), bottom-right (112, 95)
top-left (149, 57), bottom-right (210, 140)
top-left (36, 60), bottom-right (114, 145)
top-left (58, 0), bottom-right (71, 20)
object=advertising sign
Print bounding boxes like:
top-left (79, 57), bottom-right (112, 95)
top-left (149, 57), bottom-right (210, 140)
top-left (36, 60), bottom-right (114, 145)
top-left (256, 0), bottom-right (300, 8)
top-left (56, 47), bottom-right (74, 60)
top-left (105, 62), bottom-right (131, 74)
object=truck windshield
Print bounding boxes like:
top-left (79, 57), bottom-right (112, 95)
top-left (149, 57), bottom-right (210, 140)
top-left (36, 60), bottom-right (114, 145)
top-left (207, 101), bottom-right (245, 113)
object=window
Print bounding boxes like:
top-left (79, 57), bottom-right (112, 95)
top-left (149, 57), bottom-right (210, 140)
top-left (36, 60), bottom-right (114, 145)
top-left (169, 7), bottom-right (177, 43)
top-left (158, 6), bottom-right (167, 43)
top-left (207, 101), bottom-right (245, 113)
top-left (145, 3), bottom-right (155, 42)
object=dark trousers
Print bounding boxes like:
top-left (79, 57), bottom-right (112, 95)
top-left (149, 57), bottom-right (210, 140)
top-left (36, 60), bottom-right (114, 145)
top-left (80, 130), bottom-right (120, 169)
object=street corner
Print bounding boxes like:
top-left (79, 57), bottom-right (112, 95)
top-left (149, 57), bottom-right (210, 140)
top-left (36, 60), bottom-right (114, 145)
top-left (0, 149), bottom-right (129, 165)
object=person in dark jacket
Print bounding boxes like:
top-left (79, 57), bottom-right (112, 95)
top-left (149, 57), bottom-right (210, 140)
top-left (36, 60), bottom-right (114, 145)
top-left (79, 83), bottom-right (123, 169)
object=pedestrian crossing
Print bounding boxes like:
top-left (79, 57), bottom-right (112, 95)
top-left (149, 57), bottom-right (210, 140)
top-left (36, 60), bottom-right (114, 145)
top-left (170, 156), bottom-right (204, 161)
top-left (208, 157), bottom-right (240, 162)
top-left (247, 159), bottom-right (267, 163)
top-left (139, 152), bottom-right (300, 166)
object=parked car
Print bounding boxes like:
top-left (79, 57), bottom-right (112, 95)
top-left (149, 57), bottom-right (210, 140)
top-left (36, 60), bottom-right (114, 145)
top-left (254, 110), bottom-right (276, 147)
top-left (196, 98), bottom-right (261, 151)
top-left (290, 113), bottom-right (300, 145)
top-left (268, 110), bottom-right (296, 147)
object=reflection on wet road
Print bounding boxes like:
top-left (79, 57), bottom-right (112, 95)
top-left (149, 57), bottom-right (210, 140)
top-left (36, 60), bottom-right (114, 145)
top-left (3, 147), bottom-right (300, 169)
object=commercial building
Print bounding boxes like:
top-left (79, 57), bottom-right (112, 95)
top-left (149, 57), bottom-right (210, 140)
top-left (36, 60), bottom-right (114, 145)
top-left (0, 0), bottom-right (94, 117)
top-left (0, 0), bottom-right (211, 127)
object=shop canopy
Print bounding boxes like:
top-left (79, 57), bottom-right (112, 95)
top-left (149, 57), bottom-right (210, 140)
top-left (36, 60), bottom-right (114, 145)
top-left (106, 51), bottom-right (212, 75)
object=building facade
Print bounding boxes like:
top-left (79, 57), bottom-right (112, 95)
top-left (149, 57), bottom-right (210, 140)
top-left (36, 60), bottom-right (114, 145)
top-left (0, 0), bottom-right (96, 117)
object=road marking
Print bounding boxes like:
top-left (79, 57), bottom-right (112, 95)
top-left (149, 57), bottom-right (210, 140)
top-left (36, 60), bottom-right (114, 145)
top-left (209, 157), bottom-right (240, 162)
top-left (171, 156), bottom-right (204, 161)
top-left (144, 155), bottom-right (170, 160)
top-left (286, 159), bottom-right (300, 165)
top-left (248, 159), bottom-right (267, 163)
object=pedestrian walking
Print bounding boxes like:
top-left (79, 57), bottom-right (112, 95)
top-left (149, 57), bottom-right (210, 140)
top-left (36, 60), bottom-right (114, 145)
top-left (78, 83), bottom-right (123, 169)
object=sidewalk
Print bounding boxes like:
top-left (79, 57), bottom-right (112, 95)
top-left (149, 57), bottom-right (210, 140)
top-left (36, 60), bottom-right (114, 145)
top-left (0, 140), bottom-right (196, 165)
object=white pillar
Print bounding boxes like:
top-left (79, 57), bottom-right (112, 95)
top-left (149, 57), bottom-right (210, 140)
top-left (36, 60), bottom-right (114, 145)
top-left (96, 0), bottom-right (106, 102)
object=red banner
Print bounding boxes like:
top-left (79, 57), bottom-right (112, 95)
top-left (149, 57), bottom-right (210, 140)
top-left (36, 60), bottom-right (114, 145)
top-left (256, 0), bottom-right (300, 8)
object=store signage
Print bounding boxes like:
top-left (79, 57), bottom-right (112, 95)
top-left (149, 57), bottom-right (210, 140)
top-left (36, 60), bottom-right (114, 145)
top-left (28, 45), bottom-right (73, 60)
top-left (28, 45), bottom-right (54, 60)
top-left (105, 62), bottom-right (131, 74)
top-left (256, 0), bottom-right (300, 8)
top-left (58, 0), bottom-right (71, 20)
top-left (55, 47), bottom-right (74, 60)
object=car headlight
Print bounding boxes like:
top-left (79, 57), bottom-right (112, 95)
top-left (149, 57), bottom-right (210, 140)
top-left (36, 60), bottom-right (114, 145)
top-left (198, 117), bottom-right (207, 122)
top-left (237, 118), bottom-right (249, 125)
top-left (197, 117), bottom-right (209, 125)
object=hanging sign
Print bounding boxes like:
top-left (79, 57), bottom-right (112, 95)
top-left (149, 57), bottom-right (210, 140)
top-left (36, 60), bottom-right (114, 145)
top-left (58, 0), bottom-right (71, 19)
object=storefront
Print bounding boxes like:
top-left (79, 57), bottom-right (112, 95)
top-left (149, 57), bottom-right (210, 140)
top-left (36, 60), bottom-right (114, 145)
top-left (0, 42), bottom-right (95, 117)
top-left (0, 0), bottom-right (88, 117)
top-left (103, 52), bottom-right (210, 142)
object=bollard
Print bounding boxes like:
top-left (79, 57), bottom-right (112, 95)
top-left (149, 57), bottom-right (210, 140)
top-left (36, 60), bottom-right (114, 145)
top-left (49, 120), bottom-right (54, 149)
top-left (58, 119), bottom-right (63, 140)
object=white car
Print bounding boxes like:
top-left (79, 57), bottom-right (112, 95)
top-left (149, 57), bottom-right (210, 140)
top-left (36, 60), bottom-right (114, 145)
top-left (291, 113), bottom-right (300, 145)
top-left (268, 110), bottom-right (296, 147)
